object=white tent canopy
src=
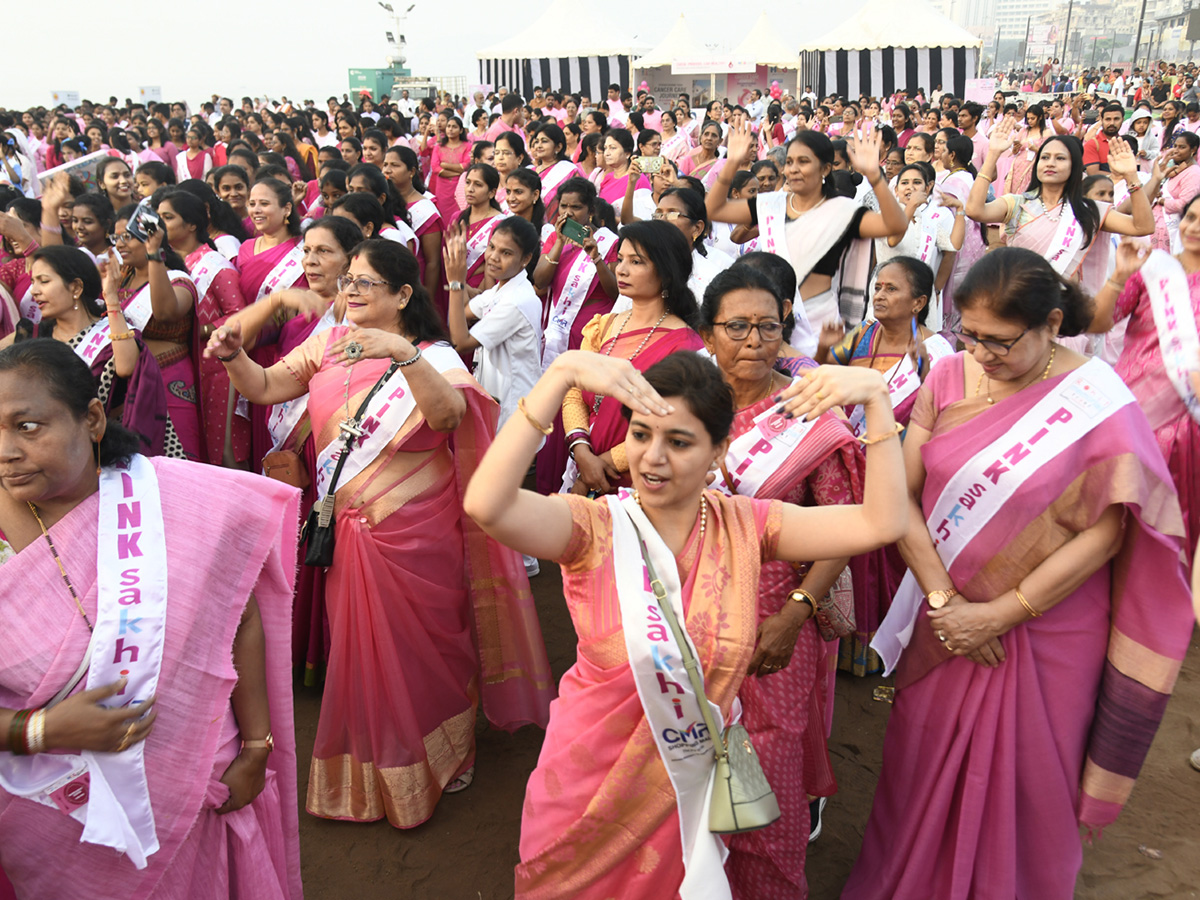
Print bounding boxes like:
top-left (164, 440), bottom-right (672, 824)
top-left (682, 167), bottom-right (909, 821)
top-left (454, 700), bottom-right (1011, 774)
top-left (731, 12), bottom-right (800, 69)
top-left (477, 0), bottom-right (642, 99)
top-left (798, 0), bottom-right (981, 100)
top-left (632, 14), bottom-right (710, 70)
top-left (797, 0), bottom-right (981, 52)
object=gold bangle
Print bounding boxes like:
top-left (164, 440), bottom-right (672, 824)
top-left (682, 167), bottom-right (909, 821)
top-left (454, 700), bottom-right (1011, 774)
top-left (1015, 587), bottom-right (1041, 618)
top-left (518, 396), bottom-right (553, 436)
top-left (976, 172), bottom-right (993, 183)
top-left (788, 588), bottom-right (817, 613)
top-left (110, 330), bottom-right (136, 341)
top-left (856, 421), bottom-right (903, 446)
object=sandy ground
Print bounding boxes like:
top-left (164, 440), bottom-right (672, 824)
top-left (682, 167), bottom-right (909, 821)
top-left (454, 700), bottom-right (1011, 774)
top-left (294, 561), bottom-right (1200, 900)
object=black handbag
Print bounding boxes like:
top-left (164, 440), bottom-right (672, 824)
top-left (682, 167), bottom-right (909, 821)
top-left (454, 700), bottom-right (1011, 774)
top-left (302, 361), bottom-right (399, 567)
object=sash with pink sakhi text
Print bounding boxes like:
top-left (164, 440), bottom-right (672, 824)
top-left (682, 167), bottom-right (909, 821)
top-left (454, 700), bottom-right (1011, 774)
top-left (1140, 249), bottom-right (1200, 425)
top-left (873, 359), bottom-right (1135, 672)
top-left (609, 492), bottom-right (732, 900)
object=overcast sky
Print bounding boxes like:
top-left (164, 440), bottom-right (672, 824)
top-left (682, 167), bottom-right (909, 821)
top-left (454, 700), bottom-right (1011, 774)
top-left (4, 0), bottom-right (863, 110)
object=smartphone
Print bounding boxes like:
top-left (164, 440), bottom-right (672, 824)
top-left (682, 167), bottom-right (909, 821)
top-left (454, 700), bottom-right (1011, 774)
top-left (561, 217), bottom-right (590, 246)
top-left (126, 200), bottom-right (161, 242)
top-left (635, 155), bottom-right (663, 175)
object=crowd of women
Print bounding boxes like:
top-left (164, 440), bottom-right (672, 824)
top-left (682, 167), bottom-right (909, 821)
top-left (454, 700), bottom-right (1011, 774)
top-left (0, 79), bottom-right (1198, 900)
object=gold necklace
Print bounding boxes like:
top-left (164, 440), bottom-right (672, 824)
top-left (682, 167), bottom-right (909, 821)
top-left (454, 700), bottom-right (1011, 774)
top-left (27, 502), bottom-right (94, 631)
top-left (634, 490), bottom-right (707, 543)
top-left (976, 344), bottom-right (1057, 406)
top-left (592, 310), bottom-right (668, 415)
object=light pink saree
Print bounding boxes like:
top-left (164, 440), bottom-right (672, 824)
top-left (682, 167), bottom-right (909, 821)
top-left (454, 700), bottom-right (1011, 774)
top-left (0, 458), bottom-right (302, 900)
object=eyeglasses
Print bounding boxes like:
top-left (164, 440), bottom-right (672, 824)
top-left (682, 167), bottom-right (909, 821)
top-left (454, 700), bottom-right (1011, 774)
top-left (651, 210), bottom-right (694, 222)
top-left (711, 320), bottom-right (784, 341)
top-left (108, 232), bottom-right (139, 245)
top-left (950, 327), bottom-right (1030, 356)
top-left (337, 275), bottom-right (390, 294)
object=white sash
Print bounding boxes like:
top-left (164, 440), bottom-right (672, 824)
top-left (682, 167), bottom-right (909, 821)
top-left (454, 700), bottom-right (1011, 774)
top-left (311, 343), bottom-right (465, 501)
top-left (255, 242), bottom-right (305, 302)
top-left (847, 333), bottom-right (955, 436)
top-left (1161, 176), bottom-right (1183, 254)
top-left (542, 228), bottom-right (616, 367)
top-left (466, 214), bottom-right (506, 275)
top-left (710, 397), bottom-right (819, 499)
top-left (408, 197), bottom-right (438, 234)
top-left (121, 269), bottom-right (191, 331)
top-left (74, 318), bottom-right (114, 367)
top-left (757, 192), bottom-right (860, 295)
top-left (608, 493), bottom-right (731, 900)
top-left (189, 248), bottom-right (233, 301)
top-left (1042, 201), bottom-right (1086, 276)
top-left (915, 206), bottom-right (950, 268)
top-left (0, 455), bottom-right (168, 869)
top-left (265, 309), bottom-right (343, 451)
top-left (538, 160), bottom-right (576, 204)
top-left (18, 283), bottom-right (40, 323)
top-left (1141, 250), bottom-right (1200, 425)
top-left (872, 359), bottom-right (1135, 673)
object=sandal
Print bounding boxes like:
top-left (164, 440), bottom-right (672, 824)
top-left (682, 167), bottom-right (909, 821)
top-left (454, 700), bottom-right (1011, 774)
top-left (445, 765), bottom-right (475, 794)
top-left (1190, 749), bottom-right (1200, 773)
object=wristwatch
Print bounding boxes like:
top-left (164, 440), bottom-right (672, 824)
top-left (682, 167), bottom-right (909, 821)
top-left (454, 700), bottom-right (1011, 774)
top-left (241, 732), bottom-right (274, 753)
top-left (925, 588), bottom-right (958, 610)
top-left (448, 281), bottom-right (464, 292)
top-left (146, 249), bottom-right (164, 263)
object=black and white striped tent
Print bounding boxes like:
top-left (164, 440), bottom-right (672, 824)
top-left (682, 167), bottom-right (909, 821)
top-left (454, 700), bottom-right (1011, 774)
top-left (476, 0), bottom-right (640, 99)
top-left (804, 47), bottom-right (977, 101)
top-left (478, 56), bottom-right (632, 102)
top-left (798, 0), bottom-right (981, 100)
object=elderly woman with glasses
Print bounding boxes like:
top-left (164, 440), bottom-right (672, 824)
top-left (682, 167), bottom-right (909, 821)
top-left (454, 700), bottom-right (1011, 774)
top-left (206, 238), bottom-right (552, 830)
top-left (698, 264), bottom-right (875, 898)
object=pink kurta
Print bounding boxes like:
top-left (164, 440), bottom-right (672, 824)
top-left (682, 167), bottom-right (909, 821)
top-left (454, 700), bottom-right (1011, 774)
top-left (430, 141), bottom-right (471, 226)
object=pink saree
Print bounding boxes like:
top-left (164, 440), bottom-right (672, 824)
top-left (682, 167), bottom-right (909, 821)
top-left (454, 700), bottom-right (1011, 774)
top-left (187, 247), bottom-right (251, 465)
top-left (843, 356), bottom-right (1193, 900)
top-left (0, 458), bottom-right (302, 900)
top-left (720, 395), bottom-right (859, 900)
top-left (281, 330), bottom-right (553, 828)
top-left (516, 492), bottom-right (781, 899)
top-left (1114, 269), bottom-right (1200, 559)
top-left (236, 237), bottom-right (308, 469)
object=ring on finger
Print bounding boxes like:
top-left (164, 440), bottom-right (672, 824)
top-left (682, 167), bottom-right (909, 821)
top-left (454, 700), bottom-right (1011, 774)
top-left (937, 630), bottom-right (946, 642)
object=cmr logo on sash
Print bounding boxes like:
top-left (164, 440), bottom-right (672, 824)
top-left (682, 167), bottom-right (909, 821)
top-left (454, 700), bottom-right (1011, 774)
top-left (663, 721), bottom-right (710, 746)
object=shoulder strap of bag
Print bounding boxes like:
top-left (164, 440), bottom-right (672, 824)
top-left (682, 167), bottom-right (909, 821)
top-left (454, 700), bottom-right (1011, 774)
top-left (635, 528), bottom-right (729, 762)
top-left (323, 360), bottom-right (400, 498)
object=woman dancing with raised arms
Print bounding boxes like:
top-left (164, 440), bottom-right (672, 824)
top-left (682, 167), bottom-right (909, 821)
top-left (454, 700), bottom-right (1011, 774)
top-left (463, 349), bottom-right (908, 900)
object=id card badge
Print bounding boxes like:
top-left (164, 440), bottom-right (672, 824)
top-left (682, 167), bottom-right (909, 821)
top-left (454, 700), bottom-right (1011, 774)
top-left (46, 768), bottom-right (90, 815)
top-left (1026, 149), bottom-right (1036, 161)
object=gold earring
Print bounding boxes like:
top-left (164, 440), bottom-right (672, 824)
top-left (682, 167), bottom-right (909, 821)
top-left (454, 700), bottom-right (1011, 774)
top-left (93, 441), bottom-right (102, 476)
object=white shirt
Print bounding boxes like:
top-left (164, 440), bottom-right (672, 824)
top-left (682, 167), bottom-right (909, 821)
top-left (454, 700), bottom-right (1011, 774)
top-left (746, 99), bottom-right (764, 125)
top-left (467, 271), bottom-right (543, 428)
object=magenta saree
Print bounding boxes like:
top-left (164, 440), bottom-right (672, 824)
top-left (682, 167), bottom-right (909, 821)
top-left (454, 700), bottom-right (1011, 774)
top-left (843, 355), bottom-right (1193, 900)
top-left (719, 395), bottom-right (859, 900)
top-left (236, 237), bottom-right (308, 469)
top-left (0, 458), bottom-right (302, 900)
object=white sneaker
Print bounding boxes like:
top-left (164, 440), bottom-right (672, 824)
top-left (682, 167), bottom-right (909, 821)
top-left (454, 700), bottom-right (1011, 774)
top-left (523, 555), bottom-right (540, 578)
top-left (1190, 748), bottom-right (1200, 772)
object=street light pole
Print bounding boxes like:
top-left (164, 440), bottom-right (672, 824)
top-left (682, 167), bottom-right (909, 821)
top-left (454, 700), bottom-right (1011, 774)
top-left (1133, 0), bottom-right (1149, 72)
top-left (1062, 0), bottom-right (1075, 69)
top-left (1022, 15), bottom-right (1032, 72)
